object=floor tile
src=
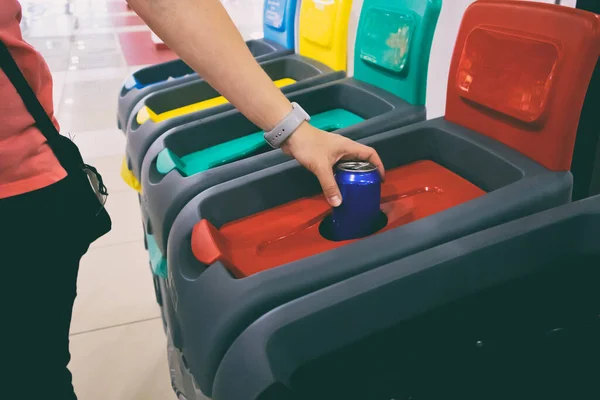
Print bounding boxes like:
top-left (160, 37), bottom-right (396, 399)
top-left (87, 154), bottom-right (132, 194)
top-left (71, 240), bottom-right (159, 334)
top-left (65, 66), bottom-right (130, 84)
top-left (71, 33), bottom-right (120, 53)
top-left (68, 51), bottom-right (126, 71)
top-left (72, 0), bottom-right (131, 15)
top-left (57, 79), bottom-right (124, 132)
top-left (91, 189), bottom-right (145, 248)
top-left (21, 14), bottom-right (77, 38)
top-left (41, 53), bottom-right (71, 72)
top-left (70, 128), bottom-right (125, 159)
top-left (75, 14), bottom-right (145, 30)
top-left (119, 31), bottom-right (178, 66)
top-left (75, 24), bottom-right (150, 36)
top-left (24, 36), bottom-right (72, 58)
top-left (69, 319), bottom-right (175, 400)
top-left (51, 71), bottom-right (66, 114)
top-left (21, 0), bottom-right (72, 19)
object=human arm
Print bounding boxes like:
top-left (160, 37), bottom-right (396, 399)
top-left (126, 0), bottom-right (384, 206)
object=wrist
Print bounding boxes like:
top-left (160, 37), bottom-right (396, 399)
top-left (281, 122), bottom-right (313, 154)
top-left (264, 102), bottom-right (310, 149)
top-left (263, 102), bottom-right (294, 132)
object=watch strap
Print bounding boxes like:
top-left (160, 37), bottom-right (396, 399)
top-left (264, 102), bottom-right (310, 148)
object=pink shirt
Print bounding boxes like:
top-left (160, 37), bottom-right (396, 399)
top-left (0, 0), bottom-right (66, 199)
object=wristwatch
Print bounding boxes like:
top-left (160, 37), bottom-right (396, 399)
top-left (264, 102), bottom-right (310, 148)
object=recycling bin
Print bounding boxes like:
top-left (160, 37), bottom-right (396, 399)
top-left (213, 196), bottom-right (600, 400)
top-left (121, 0), bottom-right (354, 192)
top-left (163, 2), bottom-right (599, 397)
top-left (116, 0), bottom-right (300, 132)
top-left (140, 0), bottom-right (441, 259)
top-left (123, 57), bottom-right (343, 192)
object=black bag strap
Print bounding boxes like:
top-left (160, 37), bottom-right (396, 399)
top-left (0, 41), bottom-right (64, 152)
top-left (0, 40), bottom-right (108, 197)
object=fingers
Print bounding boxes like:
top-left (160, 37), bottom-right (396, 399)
top-left (340, 142), bottom-right (386, 181)
top-left (313, 165), bottom-right (342, 207)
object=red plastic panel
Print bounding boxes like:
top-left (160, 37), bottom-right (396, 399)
top-left (191, 161), bottom-right (486, 278)
top-left (445, 1), bottom-right (600, 171)
top-left (457, 27), bottom-right (558, 124)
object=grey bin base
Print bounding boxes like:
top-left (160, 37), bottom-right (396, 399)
top-left (167, 334), bottom-right (208, 400)
top-left (116, 39), bottom-right (291, 132)
top-left (142, 77), bottom-right (425, 255)
top-left (214, 196), bottom-right (600, 400)
top-left (163, 278), bottom-right (201, 399)
top-left (125, 55), bottom-right (344, 180)
top-left (158, 276), bottom-right (183, 351)
top-left (165, 117), bottom-right (573, 397)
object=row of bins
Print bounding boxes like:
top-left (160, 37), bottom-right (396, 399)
top-left (116, 0), bottom-right (300, 131)
top-left (119, 0), bottom-right (358, 191)
top-left (121, 0), bottom-right (363, 319)
top-left (213, 195), bottom-right (600, 400)
top-left (139, 0), bottom-right (441, 269)
top-left (114, 0), bottom-right (600, 399)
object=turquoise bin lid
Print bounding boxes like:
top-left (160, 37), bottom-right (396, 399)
top-left (353, 0), bottom-right (442, 105)
top-left (157, 108), bottom-right (364, 177)
top-left (146, 233), bottom-right (168, 279)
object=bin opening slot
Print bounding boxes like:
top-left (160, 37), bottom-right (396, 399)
top-left (133, 60), bottom-right (195, 88)
top-left (191, 160), bottom-right (486, 277)
top-left (157, 109), bottom-right (364, 176)
top-left (137, 78), bottom-right (296, 125)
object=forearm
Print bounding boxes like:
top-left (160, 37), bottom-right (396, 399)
top-left (127, 0), bottom-right (292, 130)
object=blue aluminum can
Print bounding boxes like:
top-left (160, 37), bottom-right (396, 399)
top-left (331, 161), bottom-right (382, 241)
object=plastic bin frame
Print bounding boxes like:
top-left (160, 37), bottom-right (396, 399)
top-left (116, 0), bottom-right (301, 132)
top-left (140, 0), bottom-right (442, 254)
top-left (124, 55), bottom-right (344, 183)
top-left (117, 41), bottom-right (291, 132)
top-left (213, 195), bottom-right (600, 400)
top-left (164, 2), bottom-right (600, 396)
top-left (166, 118), bottom-right (573, 397)
top-left (141, 80), bottom-right (424, 255)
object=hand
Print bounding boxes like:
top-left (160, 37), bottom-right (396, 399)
top-left (281, 123), bottom-right (385, 207)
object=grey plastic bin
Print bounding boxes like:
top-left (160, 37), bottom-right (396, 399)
top-left (213, 196), bottom-right (600, 400)
top-left (116, 40), bottom-right (291, 132)
top-left (165, 117), bottom-right (573, 397)
top-left (124, 55), bottom-right (344, 182)
top-left (141, 78), bottom-right (425, 255)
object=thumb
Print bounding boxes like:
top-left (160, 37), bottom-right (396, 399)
top-left (314, 165), bottom-right (342, 207)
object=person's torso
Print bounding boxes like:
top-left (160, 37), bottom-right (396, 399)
top-left (0, 0), bottom-right (66, 199)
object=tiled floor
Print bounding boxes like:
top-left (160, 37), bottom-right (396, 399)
top-left (18, 0), bottom-right (263, 398)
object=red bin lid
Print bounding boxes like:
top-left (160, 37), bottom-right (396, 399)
top-left (445, 1), bottom-right (600, 172)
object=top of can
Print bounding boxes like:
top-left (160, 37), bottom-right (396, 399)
top-left (336, 161), bottom-right (378, 173)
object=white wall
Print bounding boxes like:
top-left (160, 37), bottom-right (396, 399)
top-left (559, 0), bottom-right (577, 7)
top-left (425, 0), bottom-right (476, 117)
top-left (347, 0), bottom-right (364, 76)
